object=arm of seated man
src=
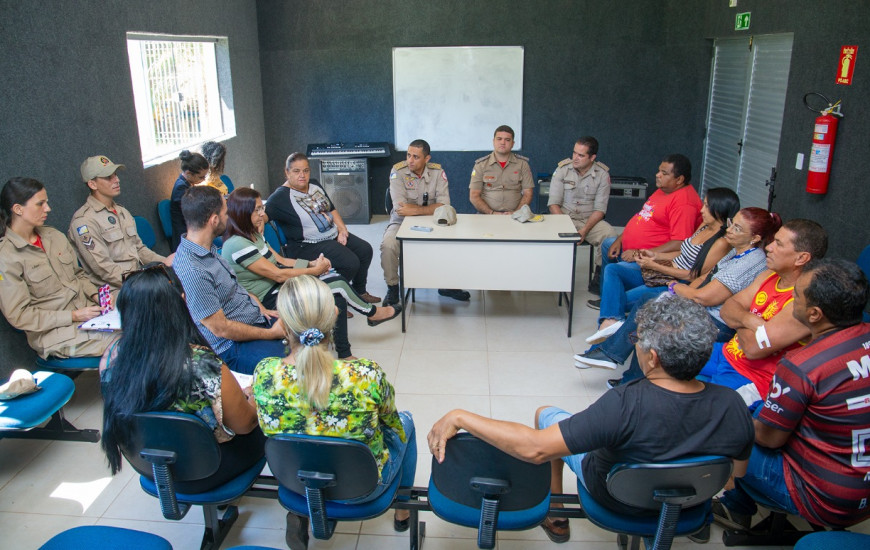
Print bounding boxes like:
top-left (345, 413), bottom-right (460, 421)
top-left (395, 201), bottom-right (442, 217)
top-left (428, 408), bottom-right (570, 464)
top-left (469, 189), bottom-right (496, 215)
top-left (734, 301), bottom-right (809, 360)
top-left (199, 308), bottom-right (284, 342)
top-left (720, 270), bottom-right (771, 329)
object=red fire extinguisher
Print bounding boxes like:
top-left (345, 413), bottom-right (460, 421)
top-left (804, 93), bottom-right (843, 194)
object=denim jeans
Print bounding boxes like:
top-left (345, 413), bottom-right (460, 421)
top-left (538, 406), bottom-right (588, 489)
top-left (719, 444), bottom-right (798, 517)
top-left (598, 261), bottom-right (646, 323)
top-left (219, 319), bottom-right (288, 375)
top-left (343, 411), bottom-right (417, 503)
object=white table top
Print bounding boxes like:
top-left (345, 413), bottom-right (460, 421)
top-left (396, 213), bottom-right (581, 242)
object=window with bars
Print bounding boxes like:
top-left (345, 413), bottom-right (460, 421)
top-left (127, 33), bottom-right (234, 166)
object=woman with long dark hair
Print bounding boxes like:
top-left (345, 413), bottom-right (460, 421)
top-left (0, 177), bottom-right (113, 359)
top-left (101, 264), bottom-right (265, 491)
top-left (253, 275), bottom-right (415, 544)
top-left (169, 150), bottom-right (209, 251)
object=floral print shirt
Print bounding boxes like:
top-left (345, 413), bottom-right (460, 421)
top-left (253, 357), bottom-right (405, 477)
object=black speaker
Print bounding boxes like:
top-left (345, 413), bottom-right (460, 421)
top-left (319, 159), bottom-right (370, 224)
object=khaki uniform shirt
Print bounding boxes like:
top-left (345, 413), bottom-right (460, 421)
top-left (469, 152), bottom-right (534, 212)
top-left (548, 159), bottom-right (611, 222)
top-left (0, 226), bottom-right (101, 357)
top-left (388, 161), bottom-right (451, 225)
top-left (68, 195), bottom-right (165, 290)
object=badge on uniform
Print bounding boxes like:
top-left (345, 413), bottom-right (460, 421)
top-left (76, 225), bottom-right (89, 235)
top-left (107, 216), bottom-right (117, 225)
top-left (404, 176), bottom-right (416, 190)
top-left (390, 171), bottom-right (398, 179)
top-left (81, 236), bottom-right (95, 250)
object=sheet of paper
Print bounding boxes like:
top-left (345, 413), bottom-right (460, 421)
top-left (232, 371), bottom-right (253, 389)
top-left (79, 308), bottom-right (121, 331)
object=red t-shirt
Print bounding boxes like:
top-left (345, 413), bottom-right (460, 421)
top-left (723, 272), bottom-right (805, 397)
top-left (758, 323), bottom-right (870, 527)
top-left (621, 185), bottom-right (702, 250)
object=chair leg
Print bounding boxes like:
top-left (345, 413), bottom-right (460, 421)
top-left (721, 510), bottom-right (818, 546)
top-left (408, 507), bottom-right (426, 550)
top-left (285, 512), bottom-right (310, 550)
top-left (200, 503), bottom-right (238, 550)
top-left (0, 409), bottom-right (100, 443)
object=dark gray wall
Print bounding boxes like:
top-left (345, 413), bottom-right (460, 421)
top-left (0, 0), bottom-right (267, 372)
top-left (257, 0), bottom-right (713, 216)
top-left (701, 0), bottom-right (870, 261)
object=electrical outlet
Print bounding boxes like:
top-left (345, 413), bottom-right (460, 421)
top-left (796, 153), bottom-right (805, 170)
top-left (729, 0), bottom-right (738, 7)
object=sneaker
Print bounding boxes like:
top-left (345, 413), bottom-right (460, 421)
top-left (383, 285), bottom-right (400, 307)
top-left (687, 523), bottom-right (711, 543)
top-left (586, 299), bottom-right (601, 310)
top-left (585, 320), bottom-right (624, 344)
top-left (606, 379), bottom-right (621, 389)
top-left (438, 288), bottom-right (471, 301)
top-left (711, 498), bottom-right (752, 530)
top-left (572, 348), bottom-right (618, 369)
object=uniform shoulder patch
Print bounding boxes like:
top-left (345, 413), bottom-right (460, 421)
top-left (595, 161), bottom-right (609, 172)
top-left (392, 160), bottom-right (409, 170)
top-left (76, 225), bottom-right (89, 235)
top-left (557, 158), bottom-right (572, 168)
top-left (426, 162), bottom-right (442, 170)
top-left (514, 154), bottom-right (529, 162)
top-left (475, 154), bottom-right (490, 164)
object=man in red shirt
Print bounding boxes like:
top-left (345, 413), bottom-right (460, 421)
top-left (700, 219), bottom-right (828, 411)
top-left (716, 258), bottom-right (870, 529)
top-left (589, 153), bottom-right (701, 307)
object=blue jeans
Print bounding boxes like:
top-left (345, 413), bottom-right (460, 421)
top-left (600, 236), bottom-right (618, 270)
top-left (343, 411), bottom-right (417, 503)
top-left (719, 444), bottom-right (798, 517)
top-left (538, 406), bottom-right (588, 489)
top-left (599, 261), bottom-right (645, 323)
top-left (698, 343), bottom-right (763, 412)
top-left (219, 320), bottom-right (288, 375)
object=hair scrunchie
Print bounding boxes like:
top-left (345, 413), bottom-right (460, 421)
top-left (299, 328), bottom-right (324, 347)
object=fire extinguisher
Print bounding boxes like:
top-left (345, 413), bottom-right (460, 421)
top-left (804, 93), bottom-right (843, 194)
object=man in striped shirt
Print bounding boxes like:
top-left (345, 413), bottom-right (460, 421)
top-left (173, 186), bottom-right (285, 375)
top-left (717, 258), bottom-right (870, 529)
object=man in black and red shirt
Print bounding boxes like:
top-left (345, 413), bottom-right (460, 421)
top-left (718, 258), bottom-right (870, 528)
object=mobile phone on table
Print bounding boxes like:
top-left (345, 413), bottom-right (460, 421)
top-left (411, 225), bottom-right (433, 232)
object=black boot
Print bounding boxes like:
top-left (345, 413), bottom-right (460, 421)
top-left (588, 266), bottom-right (601, 295)
top-left (438, 288), bottom-right (471, 301)
top-left (383, 284), bottom-right (400, 307)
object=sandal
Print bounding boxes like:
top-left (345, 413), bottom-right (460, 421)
top-left (540, 516), bottom-right (570, 543)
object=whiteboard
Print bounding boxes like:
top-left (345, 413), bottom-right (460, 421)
top-left (393, 46), bottom-right (524, 152)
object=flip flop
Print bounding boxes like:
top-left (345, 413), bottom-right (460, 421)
top-left (540, 516), bottom-right (570, 543)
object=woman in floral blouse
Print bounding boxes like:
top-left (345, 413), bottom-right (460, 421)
top-left (253, 274), bottom-right (416, 532)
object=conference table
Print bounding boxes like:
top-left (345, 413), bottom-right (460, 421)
top-left (396, 214), bottom-right (582, 336)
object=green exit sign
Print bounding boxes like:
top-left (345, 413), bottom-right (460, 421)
top-left (735, 12), bottom-right (751, 31)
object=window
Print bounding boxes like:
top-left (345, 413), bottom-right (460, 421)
top-left (127, 33), bottom-right (235, 166)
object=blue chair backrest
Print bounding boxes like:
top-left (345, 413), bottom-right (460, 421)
top-left (157, 199), bottom-right (172, 240)
top-left (220, 174), bottom-right (235, 193)
top-left (263, 221), bottom-right (282, 252)
top-left (123, 411), bottom-right (221, 482)
top-left (134, 216), bottom-right (157, 249)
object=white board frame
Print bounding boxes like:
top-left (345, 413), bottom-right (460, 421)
top-left (392, 46), bottom-right (524, 152)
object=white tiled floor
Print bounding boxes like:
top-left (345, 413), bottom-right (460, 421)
top-left (3, 216), bottom-right (867, 549)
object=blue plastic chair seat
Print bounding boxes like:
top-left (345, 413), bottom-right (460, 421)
top-left (35, 355), bottom-right (100, 371)
top-left (134, 215), bottom-right (157, 249)
top-left (277, 466), bottom-right (401, 521)
top-left (39, 525), bottom-right (172, 549)
top-left (577, 478), bottom-right (710, 537)
top-left (140, 456), bottom-right (266, 505)
top-left (0, 371), bottom-right (74, 430)
top-left (428, 479), bottom-right (550, 530)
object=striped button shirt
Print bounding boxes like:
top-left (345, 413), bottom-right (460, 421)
top-left (173, 236), bottom-right (265, 354)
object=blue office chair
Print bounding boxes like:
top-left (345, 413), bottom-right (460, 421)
top-left (857, 244), bottom-right (870, 322)
top-left (157, 199), bottom-right (173, 241)
top-left (263, 221), bottom-right (282, 253)
top-left (0, 370), bottom-right (99, 442)
top-left (134, 215), bottom-right (157, 249)
top-left (220, 174), bottom-right (235, 193)
top-left (428, 433), bottom-right (551, 549)
top-left (794, 531), bottom-right (870, 549)
top-left (35, 355), bottom-right (101, 380)
top-left (578, 455), bottom-right (733, 550)
top-left (123, 411), bottom-right (267, 550)
top-left (40, 525), bottom-right (172, 549)
top-left (265, 433), bottom-right (421, 550)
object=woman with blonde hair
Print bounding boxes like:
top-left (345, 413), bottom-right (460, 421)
top-left (253, 275), bottom-right (415, 543)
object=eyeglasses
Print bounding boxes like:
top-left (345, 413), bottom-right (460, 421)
top-left (122, 263), bottom-right (173, 285)
top-left (254, 205), bottom-right (266, 214)
top-left (726, 218), bottom-right (745, 233)
top-left (628, 331), bottom-right (640, 345)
